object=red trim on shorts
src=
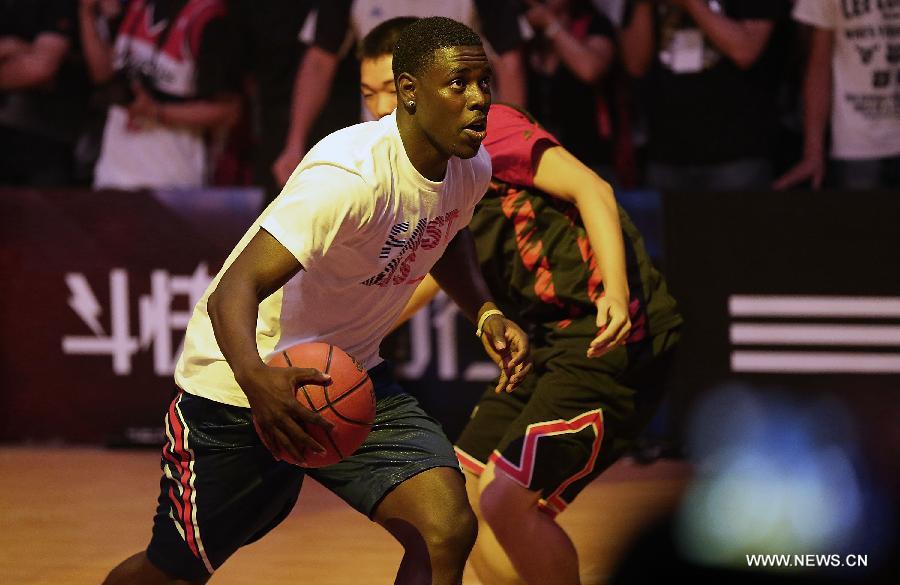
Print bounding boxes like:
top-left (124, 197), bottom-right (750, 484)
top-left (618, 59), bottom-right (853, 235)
top-left (163, 393), bottom-right (213, 574)
top-left (488, 409), bottom-right (604, 504)
top-left (544, 410), bottom-right (604, 514)
top-left (166, 397), bottom-right (200, 557)
top-left (161, 408), bottom-right (186, 518)
top-left (454, 447), bottom-right (487, 475)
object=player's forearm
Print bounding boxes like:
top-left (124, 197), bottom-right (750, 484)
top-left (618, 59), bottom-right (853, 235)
top-left (208, 278), bottom-right (269, 385)
top-left (573, 179), bottom-right (629, 303)
top-left (801, 28), bottom-right (833, 159)
top-left (430, 227), bottom-right (498, 323)
top-left (681, 0), bottom-right (772, 69)
top-left (159, 96), bottom-right (241, 130)
top-left (283, 46), bottom-right (339, 152)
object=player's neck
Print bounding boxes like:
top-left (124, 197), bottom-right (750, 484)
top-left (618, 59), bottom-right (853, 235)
top-left (396, 112), bottom-right (449, 182)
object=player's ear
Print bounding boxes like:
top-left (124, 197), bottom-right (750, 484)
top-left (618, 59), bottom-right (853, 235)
top-left (397, 73), bottom-right (417, 113)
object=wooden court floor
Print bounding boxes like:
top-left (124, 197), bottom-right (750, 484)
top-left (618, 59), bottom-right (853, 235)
top-left (0, 447), bottom-right (691, 584)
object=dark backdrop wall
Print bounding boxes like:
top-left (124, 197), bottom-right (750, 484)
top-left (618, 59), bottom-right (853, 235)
top-left (2, 188), bottom-right (898, 446)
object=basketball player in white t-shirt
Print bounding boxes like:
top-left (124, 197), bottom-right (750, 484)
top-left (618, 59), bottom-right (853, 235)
top-left (103, 17), bottom-right (531, 585)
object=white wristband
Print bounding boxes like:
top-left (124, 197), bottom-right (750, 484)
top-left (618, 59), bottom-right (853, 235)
top-left (476, 309), bottom-right (505, 338)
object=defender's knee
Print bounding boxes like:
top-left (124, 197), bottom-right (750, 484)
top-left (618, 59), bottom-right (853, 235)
top-left (479, 472), bottom-right (540, 533)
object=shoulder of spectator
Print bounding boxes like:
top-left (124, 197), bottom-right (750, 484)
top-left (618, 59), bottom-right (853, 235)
top-left (309, 0), bottom-right (353, 56)
top-left (791, 0), bottom-right (836, 30)
top-left (195, 15), bottom-right (243, 95)
top-left (475, 0), bottom-right (527, 55)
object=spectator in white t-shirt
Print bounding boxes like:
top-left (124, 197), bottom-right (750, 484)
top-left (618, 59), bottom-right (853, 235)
top-left (80, 0), bottom-right (242, 190)
top-left (775, 0), bottom-right (900, 190)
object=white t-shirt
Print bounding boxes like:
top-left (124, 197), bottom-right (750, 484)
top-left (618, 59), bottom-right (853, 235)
top-left (94, 106), bottom-right (207, 189)
top-left (793, 0), bottom-right (900, 160)
top-left (175, 112), bottom-right (492, 407)
top-left (351, 0), bottom-right (478, 41)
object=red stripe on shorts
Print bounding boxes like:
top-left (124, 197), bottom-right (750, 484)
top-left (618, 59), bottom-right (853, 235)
top-left (489, 409), bottom-right (604, 491)
top-left (166, 395), bottom-right (201, 561)
top-left (455, 447), bottom-right (487, 475)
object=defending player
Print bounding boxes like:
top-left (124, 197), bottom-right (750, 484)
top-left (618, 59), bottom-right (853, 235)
top-left (359, 18), bottom-right (682, 585)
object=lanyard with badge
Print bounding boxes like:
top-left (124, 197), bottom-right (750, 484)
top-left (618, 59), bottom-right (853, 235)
top-left (658, 0), bottom-right (723, 74)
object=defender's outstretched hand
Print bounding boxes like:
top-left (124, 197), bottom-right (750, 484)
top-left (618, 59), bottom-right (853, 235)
top-left (480, 315), bottom-right (533, 393)
top-left (588, 296), bottom-right (631, 359)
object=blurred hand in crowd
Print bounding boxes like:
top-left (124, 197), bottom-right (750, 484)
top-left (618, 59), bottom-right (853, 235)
top-left (773, 154), bottom-right (825, 191)
top-left (126, 80), bottom-right (160, 129)
top-left (524, 0), bottom-right (559, 31)
top-left (272, 147), bottom-right (303, 188)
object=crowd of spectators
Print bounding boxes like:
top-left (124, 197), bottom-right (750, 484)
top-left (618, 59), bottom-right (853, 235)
top-left (1, 0), bottom-right (898, 195)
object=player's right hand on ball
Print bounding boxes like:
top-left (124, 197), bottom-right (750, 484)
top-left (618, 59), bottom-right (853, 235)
top-left (238, 365), bottom-right (334, 464)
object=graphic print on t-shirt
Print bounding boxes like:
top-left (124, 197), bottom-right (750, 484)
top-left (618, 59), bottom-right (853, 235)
top-left (838, 1), bottom-right (900, 117)
top-left (362, 209), bottom-right (461, 287)
top-left (113, 0), bottom-right (226, 98)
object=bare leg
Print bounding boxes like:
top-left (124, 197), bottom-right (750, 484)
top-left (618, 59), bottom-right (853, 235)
top-left (373, 467), bottom-right (477, 585)
top-left (463, 469), bottom-right (524, 585)
top-left (103, 552), bottom-right (210, 585)
top-left (479, 462), bottom-right (581, 585)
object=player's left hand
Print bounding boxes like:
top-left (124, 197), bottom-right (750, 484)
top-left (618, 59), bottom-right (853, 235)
top-left (481, 315), bottom-right (533, 393)
top-left (588, 296), bottom-right (631, 359)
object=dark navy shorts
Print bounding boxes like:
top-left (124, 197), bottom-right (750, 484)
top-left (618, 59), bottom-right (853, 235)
top-left (455, 328), bottom-right (679, 517)
top-left (146, 362), bottom-right (460, 580)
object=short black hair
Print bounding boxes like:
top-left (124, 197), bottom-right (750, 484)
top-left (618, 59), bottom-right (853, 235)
top-left (392, 16), bottom-right (483, 79)
top-left (358, 17), bottom-right (418, 60)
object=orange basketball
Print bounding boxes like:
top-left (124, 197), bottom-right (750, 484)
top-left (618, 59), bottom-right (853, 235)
top-left (265, 342), bottom-right (375, 467)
